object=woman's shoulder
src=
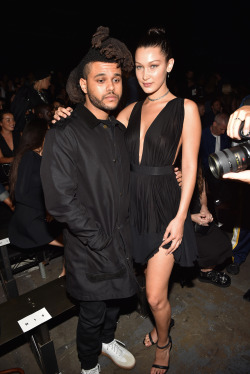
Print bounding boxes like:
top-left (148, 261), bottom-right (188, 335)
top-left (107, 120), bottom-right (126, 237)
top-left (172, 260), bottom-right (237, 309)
top-left (183, 98), bottom-right (199, 111)
top-left (117, 101), bottom-right (139, 128)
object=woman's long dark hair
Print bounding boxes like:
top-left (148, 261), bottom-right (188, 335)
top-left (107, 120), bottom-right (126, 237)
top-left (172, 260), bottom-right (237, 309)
top-left (9, 118), bottom-right (48, 201)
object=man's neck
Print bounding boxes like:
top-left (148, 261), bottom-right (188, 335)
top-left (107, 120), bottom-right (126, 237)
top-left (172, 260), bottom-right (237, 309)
top-left (84, 102), bottom-right (109, 121)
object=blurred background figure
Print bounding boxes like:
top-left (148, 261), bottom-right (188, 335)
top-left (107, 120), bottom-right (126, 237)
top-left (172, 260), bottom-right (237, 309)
top-left (0, 110), bottom-right (20, 187)
top-left (11, 69), bottom-right (52, 133)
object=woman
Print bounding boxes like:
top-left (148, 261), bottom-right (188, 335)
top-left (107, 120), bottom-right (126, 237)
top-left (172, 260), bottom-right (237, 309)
top-left (8, 118), bottom-right (63, 249)
top-left (0, 110), bottom-right (20, 186)
top-left (190, 163), bottom-right (231, 287)
top-left (54, 27), bottom-right (201, 373)
top-left (117, 28), bottom-right (201, 374)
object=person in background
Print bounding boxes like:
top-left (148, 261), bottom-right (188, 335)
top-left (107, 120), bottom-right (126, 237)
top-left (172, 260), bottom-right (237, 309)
top-left (11, 69), bottom-right (52, 132)
top-left (222, 104), bottom-right (250, 301)
top-left (8, 118), bottom-right (63, 250)
top-left (190, 163), bottom-right (231, 287)
top-left (0, 110), bottom-right (20, 186)
top-left (0, 182), bottom-right (14, 211)
top-left (199, 112), bottom-right (233, 219)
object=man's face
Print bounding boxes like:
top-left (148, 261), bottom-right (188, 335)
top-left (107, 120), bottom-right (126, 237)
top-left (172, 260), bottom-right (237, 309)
top-left (80, 61), bottom-right (122, 117)
top-left (212, 100), bottom-right (222, 114)
top-left (212, 120), bottom-right (227, 135)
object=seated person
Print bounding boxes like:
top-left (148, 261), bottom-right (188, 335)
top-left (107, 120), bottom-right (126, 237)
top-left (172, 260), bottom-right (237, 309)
top-left (0, 181), bottom-right (14, 211)
top-left (8, 117), bottom-right (63, 249)
top-left (190, 164), bottom-right (232, 287)
top-left (0, 110), bottom-right (20, 186)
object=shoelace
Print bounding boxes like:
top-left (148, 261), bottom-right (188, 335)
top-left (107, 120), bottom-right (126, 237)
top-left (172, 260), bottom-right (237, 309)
top-left (106, 339), bottom-right (125, 357)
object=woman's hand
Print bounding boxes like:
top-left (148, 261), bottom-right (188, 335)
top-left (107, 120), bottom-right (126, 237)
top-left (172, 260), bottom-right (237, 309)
top-left (191, 212), bottom-right (211, 226)
top-left (52, 106), bottom-right (73, 123)
top-left (200, 205), bottom-right (213, 223)
top-left (160, 216), bottom-right (185, 255)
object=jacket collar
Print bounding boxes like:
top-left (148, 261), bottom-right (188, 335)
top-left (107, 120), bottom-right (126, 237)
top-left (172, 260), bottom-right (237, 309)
top-left (76, 103), bottom-right (126, 132)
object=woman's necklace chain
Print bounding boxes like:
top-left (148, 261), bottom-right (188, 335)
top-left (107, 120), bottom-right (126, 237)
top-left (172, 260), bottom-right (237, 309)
top-left (148, 89), bottom-right (170, 102)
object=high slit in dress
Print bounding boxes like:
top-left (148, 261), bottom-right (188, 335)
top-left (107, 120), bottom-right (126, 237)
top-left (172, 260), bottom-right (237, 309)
top-left (124, 98), bottom-right (198, 266)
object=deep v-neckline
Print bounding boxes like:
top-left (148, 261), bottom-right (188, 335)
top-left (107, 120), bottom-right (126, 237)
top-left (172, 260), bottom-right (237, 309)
top-left (138, 99), bottom-right (175, 165)
top-left (0, 133), bottom-right (14, 152)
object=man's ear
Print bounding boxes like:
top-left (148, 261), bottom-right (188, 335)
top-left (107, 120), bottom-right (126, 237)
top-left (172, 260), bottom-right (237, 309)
top-left (79, 78), bottom-right (87, 94)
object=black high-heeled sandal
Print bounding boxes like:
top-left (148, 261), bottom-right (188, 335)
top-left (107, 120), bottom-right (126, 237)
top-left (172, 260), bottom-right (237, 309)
top-left (152, 335), bottom-right (172, 373)
top-left (143, 319), bottom-right (175, 347)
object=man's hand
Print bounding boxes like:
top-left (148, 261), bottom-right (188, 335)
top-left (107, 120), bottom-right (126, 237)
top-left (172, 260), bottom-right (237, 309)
top-left (174, 167), bottom-right (182, 187)
top-left (223, 170), bottom-right (250, 184)
top-left (52, 106), bottom-right (73, 123)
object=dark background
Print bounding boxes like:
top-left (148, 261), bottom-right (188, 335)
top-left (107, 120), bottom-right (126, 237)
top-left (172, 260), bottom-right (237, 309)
top-left (2, 2), bottom-right (250, 89)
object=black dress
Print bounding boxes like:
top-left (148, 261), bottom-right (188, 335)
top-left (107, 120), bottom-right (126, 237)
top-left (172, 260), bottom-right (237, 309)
top-left (8, 150), bottom-right (61, 248)
top-left (0, 131), bottom-right (20, 184)
top-left (124, 98), bottom-right (198, 266)
top-left (190, 185), bottom-right (232, 268)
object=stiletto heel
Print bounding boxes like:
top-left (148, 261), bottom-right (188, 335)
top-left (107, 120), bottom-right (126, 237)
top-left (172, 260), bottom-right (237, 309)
top-left (152, 335), bottom-right (172, 373)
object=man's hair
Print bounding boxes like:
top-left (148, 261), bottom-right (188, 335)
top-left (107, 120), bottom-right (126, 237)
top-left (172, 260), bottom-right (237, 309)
top-left (66, 26), bottom-right (134, 104)
top-left (214, 112), bottom-right (229, 125)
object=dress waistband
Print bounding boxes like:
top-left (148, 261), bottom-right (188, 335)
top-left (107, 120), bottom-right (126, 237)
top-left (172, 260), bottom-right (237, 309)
top-left (130, 163), bottom-right (173, 176)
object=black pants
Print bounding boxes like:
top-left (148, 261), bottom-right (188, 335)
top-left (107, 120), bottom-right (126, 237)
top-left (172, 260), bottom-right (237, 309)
top-left (77, 300), bottom-right (120, 370)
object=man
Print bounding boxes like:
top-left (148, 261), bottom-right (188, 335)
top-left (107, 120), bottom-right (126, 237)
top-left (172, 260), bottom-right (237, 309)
top-left (199, 111), bottom-right (233, 209)
top-left (40, 26), bottom-right (138, 374)
top-left (202, 98), bottom-right (223, 128)
top-left (223, 103), bottom-right (250, 280)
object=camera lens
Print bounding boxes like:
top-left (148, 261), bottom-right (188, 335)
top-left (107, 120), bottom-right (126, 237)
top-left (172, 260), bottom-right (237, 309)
top-left (208, 142), bottom-right (250, 178)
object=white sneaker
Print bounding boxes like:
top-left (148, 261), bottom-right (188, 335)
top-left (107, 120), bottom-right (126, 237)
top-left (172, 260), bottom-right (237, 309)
top-left (81, 363), bottom-right (100, 374)
top-left (102, 339), bottom-right (136, 369)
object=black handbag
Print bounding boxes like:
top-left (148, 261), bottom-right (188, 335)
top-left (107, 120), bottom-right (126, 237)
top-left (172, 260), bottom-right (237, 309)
top-left (194, 221), bottom-right (213, 235)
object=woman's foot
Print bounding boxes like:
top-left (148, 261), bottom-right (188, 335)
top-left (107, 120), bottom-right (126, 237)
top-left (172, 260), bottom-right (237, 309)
top-left (143, 319), bottom-right (174, 348)
top-left (143, 328), bottom-right (157, 347)
top-left (151, 336), bottom-right (172, 374)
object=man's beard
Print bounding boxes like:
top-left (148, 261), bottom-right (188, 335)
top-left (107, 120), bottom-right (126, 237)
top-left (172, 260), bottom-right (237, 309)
top-left (87, 92), bottom-right (120, 111)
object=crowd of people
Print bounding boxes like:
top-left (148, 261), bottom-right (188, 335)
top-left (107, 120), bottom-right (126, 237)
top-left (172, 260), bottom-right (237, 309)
top-left (0, 25), bottom-right (250, 374)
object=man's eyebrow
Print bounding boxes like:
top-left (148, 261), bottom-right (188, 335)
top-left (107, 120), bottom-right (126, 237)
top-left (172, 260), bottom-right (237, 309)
top-left (94, 73), bottom-right (122, 78)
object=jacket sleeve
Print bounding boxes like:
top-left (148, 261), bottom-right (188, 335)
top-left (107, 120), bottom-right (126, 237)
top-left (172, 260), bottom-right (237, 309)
top-left (40, 126), bottom-right (110, 251)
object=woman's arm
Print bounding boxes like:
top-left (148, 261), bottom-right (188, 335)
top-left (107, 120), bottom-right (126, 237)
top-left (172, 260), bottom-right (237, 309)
top-left (0, 148), bottom-right (14, 164)
top-left (161, 99), bottom-right (201, 254)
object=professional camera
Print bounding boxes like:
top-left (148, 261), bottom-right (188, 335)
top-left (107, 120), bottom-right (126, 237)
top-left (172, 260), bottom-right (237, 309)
top-left (208, 121), bottom-right (250, 179)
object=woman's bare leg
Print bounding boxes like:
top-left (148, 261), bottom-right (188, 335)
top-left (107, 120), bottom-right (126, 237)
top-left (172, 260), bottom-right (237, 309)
top-left (145, 249), bottom-right (175, 374)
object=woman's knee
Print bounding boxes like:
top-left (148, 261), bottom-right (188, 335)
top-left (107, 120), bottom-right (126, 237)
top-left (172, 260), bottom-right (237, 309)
top-left (146, 292), bottom-right (169, 311)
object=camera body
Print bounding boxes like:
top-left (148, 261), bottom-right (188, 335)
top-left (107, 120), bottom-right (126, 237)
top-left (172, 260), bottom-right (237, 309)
top-left (208, 121), bottom-right (250, 179)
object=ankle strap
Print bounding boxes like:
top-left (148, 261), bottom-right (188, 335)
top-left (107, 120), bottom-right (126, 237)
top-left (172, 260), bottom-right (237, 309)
top-left (156, 335), bottom-right (172, 349)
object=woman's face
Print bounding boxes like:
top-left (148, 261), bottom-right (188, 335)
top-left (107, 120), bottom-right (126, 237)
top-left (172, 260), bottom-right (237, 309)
top-left (0, 113), bottom-right (15, 132)
top-left (135, 46), bottom-right (174, 95)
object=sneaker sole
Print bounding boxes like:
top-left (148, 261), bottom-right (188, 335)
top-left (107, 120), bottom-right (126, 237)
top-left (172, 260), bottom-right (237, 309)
top-left (101, 352), bottom-right (136, 370)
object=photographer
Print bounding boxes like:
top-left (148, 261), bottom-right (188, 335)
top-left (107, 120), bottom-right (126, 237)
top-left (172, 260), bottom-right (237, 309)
top-left (221, 104), bottom-right (250, 301)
